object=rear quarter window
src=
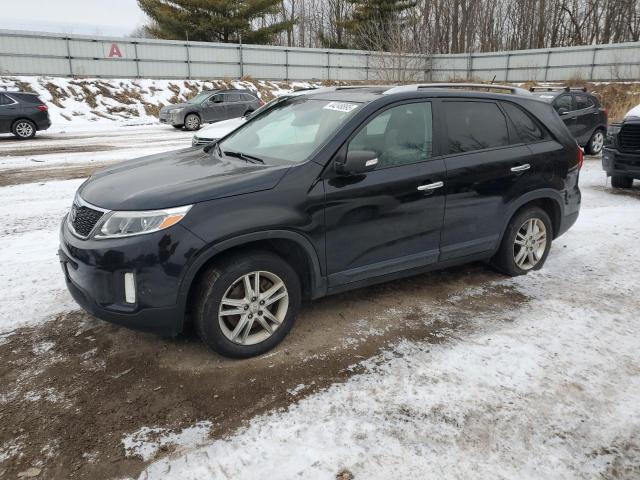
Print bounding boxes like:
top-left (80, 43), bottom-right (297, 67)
top-left (444, 101), bottom-right (510, 154)
top-left (502, 102), bottom-right (550, 143)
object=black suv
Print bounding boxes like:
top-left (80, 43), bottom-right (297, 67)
top-left (159, 89), bottom-right (263, 131)
top-left (59, 84), bottom-right (582, 358)
top-left (602, 113), bottom-right (640, 188)
top-left (0, 91), bottom-right (51, 139)
top-left (530, 87), bottom-right (608, 154)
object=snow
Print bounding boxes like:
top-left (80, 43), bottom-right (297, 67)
top-left (625, 103), bottom-right (640, 118)
top-left (138, 163), bottom-right (640, 479)
top-left (122, 422), bottom-right (213, 462)
top-left (0, 179), bottom-right (82, 332)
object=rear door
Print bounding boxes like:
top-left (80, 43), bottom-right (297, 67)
top-left (574, 93), bottom-right (598, 144)
top-left (437, 99), bottom-right (534, 260)
top-left (224, 93), bottom-right (247, 119)
top-left (324, 101), bottom-right (447, 285)
top-left (0, 93), bottom-right (19, 132)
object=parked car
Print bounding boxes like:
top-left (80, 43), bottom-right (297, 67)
top-left (191, 87), bottom-right (337, 147)
top-left (602, 102), bottom-right (640, 188)
top-left (159, 89), bottom-right (263, 131)
top-left (529, 86), bottom-right (608, 154)
top-left (60, 83), bottom-right (581, 358)
top-left (0, 91), bottom-right (50, 139)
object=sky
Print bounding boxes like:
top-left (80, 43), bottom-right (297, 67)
top-left (0, 0), bottom-right (148, 37)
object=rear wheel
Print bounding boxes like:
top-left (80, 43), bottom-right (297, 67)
top-left (492, 207), bottom-right (553, 276)
top-left (585, 129), bottom-right (604, 155)
top-left (611, 175), bottom-right (633, 189)
top-left (194, 251), bottom-right (301, 358)
top-left (184, 113), bottom-right (201, 131)
top-left (12, 119), bottom-right (36, 140)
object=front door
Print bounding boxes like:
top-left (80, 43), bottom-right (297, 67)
top-left (324, 101), bottom-right (446, 286)
top-left (438, 99), bottom-right (533, 260)
top-left (202, 94), bottom-right (226, 122)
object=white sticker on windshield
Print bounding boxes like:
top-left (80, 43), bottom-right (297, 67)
top-left (539, 95), bottom-right (555, 99)
top-left (323, 102), bottom-right (359, 113)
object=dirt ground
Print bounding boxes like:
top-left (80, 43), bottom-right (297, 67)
top-left (0, 263), bottom-right (525, 479)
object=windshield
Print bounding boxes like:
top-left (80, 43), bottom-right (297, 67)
top-left (219, 97), bottom-right (362, 164)
top-left (188, 92), bottom-right (214, 104)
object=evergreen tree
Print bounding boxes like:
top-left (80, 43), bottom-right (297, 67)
top-left (343, 0), bottom-right (416, 51)
top-left (138, 0), bottom-right (294, 44)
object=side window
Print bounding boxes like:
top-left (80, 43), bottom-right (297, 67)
top-left (242, 94), bottom-right (256, 102)
top-left (226, 93), bottom-right (241, 102)
top-left (575, 94), bottom-right (594, 110)
top-left (553, 94), bottom-right (573, 112)
top-left (348, 102), bottom-right (433, 169)
top-left (0, 93), bottom-right (11, 105)
top-left (209, 94), bottom-right (223, 104)
top-left (444, 101), bottom-right (509, 154)
top-left (502, 103), bottom-right (549, 143)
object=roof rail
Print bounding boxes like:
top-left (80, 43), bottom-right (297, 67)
top-left (529, 86), bottom-right (587, 93)
top-left (384, 83), bottom-right (532, 96)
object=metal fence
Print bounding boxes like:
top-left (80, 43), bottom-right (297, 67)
top-left (1, 28), bottom-right (639, 82)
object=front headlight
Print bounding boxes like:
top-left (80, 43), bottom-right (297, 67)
top-left (95, 205), bottom-right (192, 239)
top-left (607, 124), bottom-right (621, 137)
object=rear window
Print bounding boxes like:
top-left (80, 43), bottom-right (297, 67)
top-left (444, 101), bottom-right (509, 154)
top-left (502, 103), bottom-right (549, 143)
top-left (11, 93), bottom-right (42, 104)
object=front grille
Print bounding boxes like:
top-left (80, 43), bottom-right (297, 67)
top-left (70, 204), bottom-right (104, 237)
top-left (619, 124), bottom-right (640, 152)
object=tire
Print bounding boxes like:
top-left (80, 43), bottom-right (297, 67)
top-left (611, 175), bottom-right (633, 189)
top-left (194, 251), bottom-right (301, 358)
top-left (12, 119), bottom-right (36, 140)
top-left (172, 124), bottom-right (183, 129)
top-left (585, 129), bottom-right (604, 155)
top-left (491, 206), bottom-right (553, 277)
top-left (183, 113), bottom-right (201, 131)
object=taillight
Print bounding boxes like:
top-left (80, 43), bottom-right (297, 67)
top-left (577, 147), bottom-right (584, 169)
top-left (37, 105), bottom-right (48, 112)
top-left (603, 107), bottom-right (608, 120)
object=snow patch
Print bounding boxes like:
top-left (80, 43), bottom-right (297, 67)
top-left (122, 421), bottom-right (213, 462)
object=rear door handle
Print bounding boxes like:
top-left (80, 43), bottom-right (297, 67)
top-left (510, 164), bottom-right (530, 173)
top-left (417, 181), bottom-right (444, 191)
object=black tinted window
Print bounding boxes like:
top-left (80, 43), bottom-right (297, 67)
top-left (444, 101), bottom-right (509, 154)
top-left (0, 93), bottom-right (11, 105)
top-left (349, 102), bottom-right (433, 168)
top-left (575, 94), bottom-right (594, 110)
top-left (502, 103), bottom-right (548, 143)
top-left (243, 94), bottom-right (257, 102)
top-left (553, 94), bottom-right (573, 112)
top-left (225, 93), bottom-right (241, 102)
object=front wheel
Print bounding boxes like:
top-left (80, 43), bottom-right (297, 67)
top-left (492, 207), bottom-right (553, 276)
top-left (611, 175), bottom-right (633, 189)
top-left (585, 129), bottom-right (604, 155)
top-left (194, 251), bottom-right (301, 358)
top-left (12, 119), bottom-right (36, 139)
top-left (184, 113), bottom-right (201, 131)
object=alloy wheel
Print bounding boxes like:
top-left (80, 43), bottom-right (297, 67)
top-left (591, 131), bottom-right (604, 153)
top-left (513, 218), bottom-right (547, 270)
top-left (218, 270), bottom-right (289, 345)
top-left (15, 122), bottom-right (34, 138)
top-left (185, 115), bottom-right (200, 130)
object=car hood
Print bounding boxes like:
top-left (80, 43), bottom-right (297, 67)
top-left (196, 117), bottom-right (246, 139)
top-left (161, 103), bottom-right (191, 112)
top-left (79, 147), bottom-right (290, 211)
top-left (625, 103), bottom-right (640, 119)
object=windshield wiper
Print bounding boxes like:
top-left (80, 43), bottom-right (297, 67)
top-left (223, 150), bottom-right (265, 164)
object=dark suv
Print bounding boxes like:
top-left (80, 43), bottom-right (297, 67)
top-left (59, 84), bottom-right (581, 358)
top-left (0, 91), bottom-right (51, 139)
top-left (530, 87), bottom-right (607, 154)
top-left (602, 113), bottom-right (640, 188)
top-left (159, 89), bottom-right (263, 131)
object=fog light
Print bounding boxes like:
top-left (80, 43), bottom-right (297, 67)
top-left (124, 272), bottom-right (136, 304)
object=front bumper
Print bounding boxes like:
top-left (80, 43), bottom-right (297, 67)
top-left (602, 147), bottom-right (640, 178)
top-left (58, 218), bottom-right (205, 336)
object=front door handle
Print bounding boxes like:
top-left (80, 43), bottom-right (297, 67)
top-left (417, 181), bottom-right (444, 191)
top-left (510, 164), bottom-right (530, 173)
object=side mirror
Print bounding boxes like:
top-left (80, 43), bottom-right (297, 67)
top-left (558, 107), bottom-right (569, 115)
top-left (335, 150), bottom-right (379, 175)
